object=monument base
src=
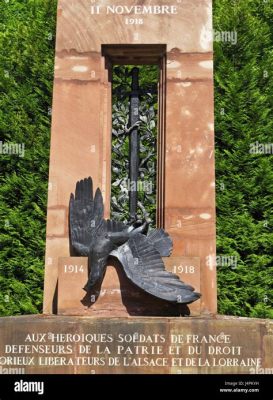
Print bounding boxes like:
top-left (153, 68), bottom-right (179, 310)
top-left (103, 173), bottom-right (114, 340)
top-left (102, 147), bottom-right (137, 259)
top-left (0, 315), bottom-right (272, 374)
top-left (57, 256), bottom-right (201, 316)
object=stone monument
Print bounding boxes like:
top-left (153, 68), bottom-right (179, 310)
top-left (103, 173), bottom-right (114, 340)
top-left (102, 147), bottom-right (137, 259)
top-left (0, 0), bottom-right (272, 375)
top-left (43, 0), bottom-right (216, 317)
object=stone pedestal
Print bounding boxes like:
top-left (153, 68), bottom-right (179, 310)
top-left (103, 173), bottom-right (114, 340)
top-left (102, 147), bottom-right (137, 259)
top-left (0, 315), bottom-right (272, 374)
top-left (57, 256), bottom-right (201, 316)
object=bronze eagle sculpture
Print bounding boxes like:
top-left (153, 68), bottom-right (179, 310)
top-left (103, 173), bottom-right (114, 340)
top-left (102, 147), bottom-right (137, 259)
top-left (69, 177), bottom-right (200, 304)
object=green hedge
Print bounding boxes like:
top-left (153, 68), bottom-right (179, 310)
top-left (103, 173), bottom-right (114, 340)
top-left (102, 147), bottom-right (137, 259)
top-left (0, 0), bottom-right (272, 317)
top-left (214, 0), bottom-right (273, 318)
top-left (0, 0), bottom-right (57, 315)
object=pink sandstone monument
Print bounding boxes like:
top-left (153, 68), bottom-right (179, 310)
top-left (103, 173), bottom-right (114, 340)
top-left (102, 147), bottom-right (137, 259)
top-left (0, 0), bottom-right (272, 375)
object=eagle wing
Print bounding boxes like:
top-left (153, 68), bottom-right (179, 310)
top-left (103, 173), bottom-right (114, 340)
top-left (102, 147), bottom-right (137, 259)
top-left (111, 233), bottom-right (201, 304)
top-left (69, 177), bottom-right (104, 256)
top-left (147, 228), bottom-right (173, 257)
top-left (69, 177), bottom-right (128, 256)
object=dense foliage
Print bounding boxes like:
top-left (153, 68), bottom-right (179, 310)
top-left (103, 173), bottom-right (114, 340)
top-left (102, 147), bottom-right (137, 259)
top-left (0, 0), bottom-right (272, 317)
top-left (214, 0), bottom-right (273, 318)
top-left (0, 0), bottom-right (57, 315)
top-left (111, 65), bottom-right (158, 226)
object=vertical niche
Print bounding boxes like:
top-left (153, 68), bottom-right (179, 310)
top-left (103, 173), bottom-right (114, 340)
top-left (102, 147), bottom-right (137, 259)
top-left (102, 44), bottom-right (166, 228)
